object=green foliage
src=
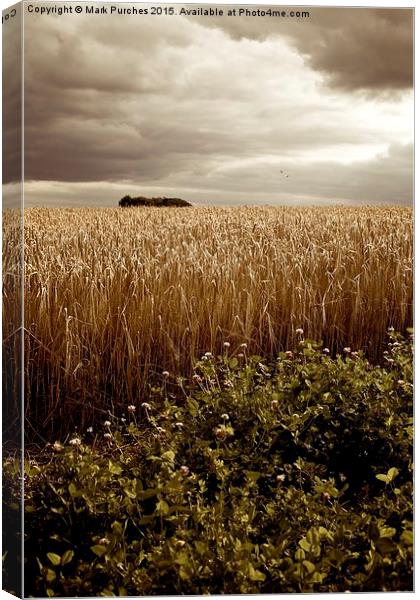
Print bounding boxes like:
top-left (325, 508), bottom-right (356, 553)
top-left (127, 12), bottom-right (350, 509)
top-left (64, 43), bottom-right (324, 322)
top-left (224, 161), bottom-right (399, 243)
top-left (7, 330), bottom-right (412, 594)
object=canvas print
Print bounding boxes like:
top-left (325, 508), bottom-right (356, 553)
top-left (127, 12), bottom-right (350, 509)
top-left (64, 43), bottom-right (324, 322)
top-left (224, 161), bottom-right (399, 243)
top-left (2, 1), bottom-right (413, 596)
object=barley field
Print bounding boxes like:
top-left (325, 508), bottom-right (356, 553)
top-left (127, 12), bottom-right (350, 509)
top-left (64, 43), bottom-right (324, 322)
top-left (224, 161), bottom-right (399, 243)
top-left (10, 205), bottom-right (412, 436)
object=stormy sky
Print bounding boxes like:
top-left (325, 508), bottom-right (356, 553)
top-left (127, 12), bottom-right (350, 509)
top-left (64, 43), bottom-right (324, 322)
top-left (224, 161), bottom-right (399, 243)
top-left (4, 2), bottom-right (414, 206)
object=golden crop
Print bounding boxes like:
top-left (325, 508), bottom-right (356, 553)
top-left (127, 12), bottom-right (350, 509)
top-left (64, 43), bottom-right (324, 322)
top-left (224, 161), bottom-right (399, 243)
top-left (7, 205), bottom-right (413, 434)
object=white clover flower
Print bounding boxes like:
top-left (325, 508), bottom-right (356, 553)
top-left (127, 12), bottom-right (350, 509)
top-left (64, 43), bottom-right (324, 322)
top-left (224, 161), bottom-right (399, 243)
top-left (323, 348), bottom-right (330, 354)
top-left (343, 347), bottom-right (351, 354)
top-left (240, 343), bottom-right (247, 349)
top-left (98, 538), bottom-right (109, 546)
top-left (87, 426), bottom-right (93, 433)
top-left (53, 441), bottom-right (64, 452)
top-left (175, 422), bottom-right (184, 428)
top-left (295, 328), bottom-right (304, 335)
top-left (237, 353), bottom-right (244, 358)
top-left (127, 405), bottom-right (136, 413)
top-left (285, 351), bottom-right (293, 358)
top-left (179, 465), bottom-right (190, 476)
top-left (276, 474), bottom-right (286, 483)
top-left (162, 370), bottom-right (170, 378)
top-left (104, 420), bottom-right (111, 427)
top-left (223, 342), bottom-right (231, 348)
top-left (142, 403), bottom-right (151, 410)
top-left (221, 413), bottom-right (229, 420)
top-left (205, 351), bottom-right (212, 357)
top-left (69, 438), bottom-right (81, 446)
top-left (104, 432), bottom-right (112, 440)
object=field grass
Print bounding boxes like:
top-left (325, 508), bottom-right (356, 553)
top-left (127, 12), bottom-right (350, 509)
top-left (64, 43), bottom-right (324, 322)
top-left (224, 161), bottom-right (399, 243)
top-left (13, 205), bottom-right (412, 437)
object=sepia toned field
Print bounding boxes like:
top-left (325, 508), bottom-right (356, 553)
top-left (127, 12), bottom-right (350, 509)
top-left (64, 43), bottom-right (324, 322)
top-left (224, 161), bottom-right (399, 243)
top-left (13, 205), bottom-right (412, 436)
top-left (2, 205), bottom-right (413, 595)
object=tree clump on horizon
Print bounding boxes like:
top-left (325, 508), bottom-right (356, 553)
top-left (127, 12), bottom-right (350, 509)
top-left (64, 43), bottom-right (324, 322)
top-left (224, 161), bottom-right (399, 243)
top-left (119, 195), bottom-right (192, 208)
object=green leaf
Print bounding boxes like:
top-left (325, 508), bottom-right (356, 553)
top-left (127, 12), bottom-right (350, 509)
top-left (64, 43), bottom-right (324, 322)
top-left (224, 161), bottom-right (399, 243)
top-left (47, 553), bottom-right (61, 566)
top-left (175, 552), bottom-right (190, 566)
top-left (91, 545), bottom-right (107, 557)
top-left (179, 565), bottom-right (192, 581)
top-left (45, 569), bottom-right (56, 582)
top-left (401, 530), bottom-right (413, 545)
top-left (68, 483), bottom-right (78, 496)
top-left (299, 538), bottom-right (311, 552)
top-left (108, 460), bottom-right (122, 475)
top-left (375, 538), bottom-right (396, 554)
top-left (379, 526), bottom-right (396, 538)
top-left (161, 450), bottom-right (175, 463)
top-left (246, 471), bottom-right (262, 483)
top-left (248, 565), bottom-right (266, 581)
top-left (124, 487), bottom-right (136, 499)
top-left (61, 549), bottom-right (74, 565)
top-left (156, 499), bottom-right (170, 516)
top-left (387, 467), bottom-right (399, 482)
top-left (303, 560), bottom-right (316, 574)
top-left (295, 548), bottom-right (305, 561)
top-left (375, 473), bottom-right (389, 483)
top-left (194, 541), bottom-right (207, 555)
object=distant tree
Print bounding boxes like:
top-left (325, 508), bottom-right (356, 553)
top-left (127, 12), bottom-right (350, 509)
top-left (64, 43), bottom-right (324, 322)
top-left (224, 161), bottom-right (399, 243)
top-left (119, 195), bottom-right (191, 208)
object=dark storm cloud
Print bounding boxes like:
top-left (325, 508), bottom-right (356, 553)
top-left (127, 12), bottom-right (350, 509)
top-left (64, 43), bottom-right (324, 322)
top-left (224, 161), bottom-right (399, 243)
top-left (207, 7), bottom-right (413, 94)
top-left (20, 141), bottom-right (412, 207)
top-left (2, 2), bottom-right (22, 184)
top-left (9, 3), bottom-right (413, 206)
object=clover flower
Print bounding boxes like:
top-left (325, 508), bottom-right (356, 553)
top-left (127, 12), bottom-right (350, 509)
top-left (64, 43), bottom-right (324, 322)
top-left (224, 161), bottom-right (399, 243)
top-left (179, 465), bottom-right (190, 476)
top-left (127, 405), bottom-right (136, 413)
top-left (104, 420), bottom-right (111, 427)
top-left (69, 438), bottom-right (81, 446)
top-left (223, 342), bottom-right (231, 348)
top-left (104, 433), bottom-right (112, 440)
top-left (295, 328), bottom-right (304, 335)
top-left (162, 370), bottom-right (170, 378)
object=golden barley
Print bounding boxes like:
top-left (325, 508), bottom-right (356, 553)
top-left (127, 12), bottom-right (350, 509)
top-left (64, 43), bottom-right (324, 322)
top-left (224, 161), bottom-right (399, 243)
top-left (3, 205), bottom-right (411, 436)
